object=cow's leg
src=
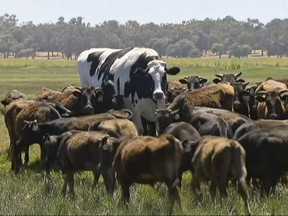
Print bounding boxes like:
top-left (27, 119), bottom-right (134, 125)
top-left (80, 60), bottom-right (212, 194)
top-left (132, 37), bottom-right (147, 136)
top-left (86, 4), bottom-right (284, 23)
top-left (238, 178), bottom-right (251, 216)
top-left (92, 170), bottom-right (101, 188)
top-left (118, 176), bottom-right (131, 206)
top-left (167, 180), bottom-right (182, 215)
top-left (101, 167), bottom-right (116, 195)
top-left (67, 172), bottom-right (75, 198)
top-left (209, 179), bottom-right (217, 200)
top-left (24, 146), bottom-right (29, 165)
top-left (191, 175), bottom-right (202, 203)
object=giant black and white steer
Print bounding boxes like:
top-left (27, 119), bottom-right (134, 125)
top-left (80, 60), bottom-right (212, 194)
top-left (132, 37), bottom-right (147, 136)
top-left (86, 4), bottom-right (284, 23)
top-left (77, 47), bottom-right (181, 134)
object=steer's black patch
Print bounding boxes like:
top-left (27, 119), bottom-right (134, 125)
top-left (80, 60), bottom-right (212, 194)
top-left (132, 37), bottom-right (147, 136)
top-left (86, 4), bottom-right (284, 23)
top-left (87, 51), bottom-right (105, 77)
top-left (98, 47), bottom-right (134, 82)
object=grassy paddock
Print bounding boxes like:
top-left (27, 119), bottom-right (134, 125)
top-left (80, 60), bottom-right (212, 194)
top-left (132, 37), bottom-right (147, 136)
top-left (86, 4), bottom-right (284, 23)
top-left (0, 57), bottom-right (288, 215)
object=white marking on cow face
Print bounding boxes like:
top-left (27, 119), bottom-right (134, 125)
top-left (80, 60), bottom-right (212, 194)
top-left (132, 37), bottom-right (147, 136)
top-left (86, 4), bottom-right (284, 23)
top-left (147, 60), bottom-right (167, 105)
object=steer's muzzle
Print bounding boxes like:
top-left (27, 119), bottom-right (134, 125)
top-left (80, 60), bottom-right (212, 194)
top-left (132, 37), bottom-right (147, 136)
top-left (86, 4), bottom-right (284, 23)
top-left (153, 91), bottom-right (165, 100)
top-left (268, 113), bottom-right (278, 119)
top-left (83, 105), bottom-right (94, 115)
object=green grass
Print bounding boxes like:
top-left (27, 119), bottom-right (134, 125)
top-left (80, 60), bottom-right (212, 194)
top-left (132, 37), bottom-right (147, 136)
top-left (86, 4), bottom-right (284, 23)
top-left (0, 57), bottom-right (288, 215)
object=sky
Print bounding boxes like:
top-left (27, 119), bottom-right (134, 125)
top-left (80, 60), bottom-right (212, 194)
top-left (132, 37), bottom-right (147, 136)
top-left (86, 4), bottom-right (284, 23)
top-left (1, 0), bottom-right (288, 26)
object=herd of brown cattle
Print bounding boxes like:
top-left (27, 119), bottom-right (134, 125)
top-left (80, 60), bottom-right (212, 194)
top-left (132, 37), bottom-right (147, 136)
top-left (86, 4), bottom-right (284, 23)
top-left (2, 72), bottom-right (288, 215)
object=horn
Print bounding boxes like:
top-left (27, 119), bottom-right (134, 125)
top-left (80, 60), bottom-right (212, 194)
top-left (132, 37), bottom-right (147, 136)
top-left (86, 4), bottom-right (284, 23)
top-left (235, 72), bottom-right (242, 78)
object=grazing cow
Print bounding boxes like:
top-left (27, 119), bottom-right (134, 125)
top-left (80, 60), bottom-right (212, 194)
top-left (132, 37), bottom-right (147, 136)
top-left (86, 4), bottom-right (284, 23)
top-left (191, 136), bottom-right (251, 215)
top-left (166, 83), bottom-right (235, 116)
top-left (237, 125), bottom-right (288, 195)
top-left (162, 121), bottom-right (201, 187)
top-left (212, 72), bottom-right (245, 84)
top-left (1, 89), bottom-right (28, 106)
top-left (35, 86), bottom-right (101, 116)
top-left (4, 99), bottom-right (62, 172)
top-left (57, 131), bottom-right (115, 196)
top-left (113, 134), bottom-right (183, 214)
top-left (77, 47), bottom-right (181, 135)
top-left (16, 109), bottom-right (133, 156)
top-left (179, 75), bottom-right (208, 91)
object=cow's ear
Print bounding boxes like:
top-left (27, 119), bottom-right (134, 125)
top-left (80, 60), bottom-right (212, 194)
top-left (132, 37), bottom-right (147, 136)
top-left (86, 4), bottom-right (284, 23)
top-left (237, 78), bottom-right (245, 83)
top-left (213, 78), bottom-right (221, 84)
top-left (200, 78), bottom-right (208, 84)
top-left (255, 92), bottom-right (267, 102)
top-left (167, 67), bottom-right (180, 75)
top-left (1, 98), bottom-right (11, 106)
top-left (72, 91), bottom-right (81, 97)
top-left (280, 90), bottom-right (288, 101)
top-left (179, 78), bottom-right (188, 84)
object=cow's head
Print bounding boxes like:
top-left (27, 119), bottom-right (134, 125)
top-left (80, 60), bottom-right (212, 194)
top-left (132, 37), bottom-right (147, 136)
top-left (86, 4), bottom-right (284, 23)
top-left (16, 120), bottom-right (42, 149)
top-left (179, 76), bottom-right (208, 91)
top-left (1, 90), bottom-right (28, 107)
top-left (131, 60), bottom-right (180, 107)
top-left (213, 72), bottom-right (244, 84)
top-left (230, 81), bottom-right (251, 117)
top-left (155, 108), bottom-right (180, 134)
top-left (255, 90), bottom-right (287, 119)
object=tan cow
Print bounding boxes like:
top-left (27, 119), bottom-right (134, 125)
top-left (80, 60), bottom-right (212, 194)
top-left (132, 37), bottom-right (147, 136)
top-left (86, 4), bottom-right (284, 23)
top-left (191, 136), bottom-right (251, 215)
top-left (113, 134), bottom-right (183, 215)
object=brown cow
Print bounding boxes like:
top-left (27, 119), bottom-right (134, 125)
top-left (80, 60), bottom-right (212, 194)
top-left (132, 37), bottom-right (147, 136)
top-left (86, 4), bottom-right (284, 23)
top-left (166, 83), bottom-right (235, 116)
top-left (113, 134), bottom-right (183, 214)
top-left (57, 131), bottom-right (115, 196)
top-left (191, 136), bottom-right (251, 215)
top-left (4, 99), bottom-right (62, 172)
top-left (166, 80), bottom-right (186, 104)
top-left (35, 86), bottom-right (100, 116)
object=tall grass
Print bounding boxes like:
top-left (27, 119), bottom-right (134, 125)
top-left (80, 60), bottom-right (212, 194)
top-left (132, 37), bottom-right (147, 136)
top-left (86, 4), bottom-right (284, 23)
top-left (0, 57), bottom-right (288, 215)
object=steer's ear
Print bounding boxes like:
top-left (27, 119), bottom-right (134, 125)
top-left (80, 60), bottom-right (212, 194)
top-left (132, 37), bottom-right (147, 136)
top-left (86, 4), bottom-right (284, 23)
top-left (255, 91), bottom-right (267, 102)
top-left (167, 67), bottom-right (180, 75)
top-left (280, 90), bottom-right (288, 101)
top-left (179, 77), bottom-right (188, 84)
top-left (213, 78), bottom-right (221, 84)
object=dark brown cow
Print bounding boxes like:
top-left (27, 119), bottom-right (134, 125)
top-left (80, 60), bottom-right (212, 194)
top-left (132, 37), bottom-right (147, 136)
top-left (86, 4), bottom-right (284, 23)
top-left (237, 125), bottom-right (288, 195)
top-left (16, 109), bottom-right (133, 157)
top-left (35, 86), bottom-right (100, 116)
top-left (191, 136), bottom-right (251, 215)
top-left (162, 121), bottom-right (201, 187)
top-left (233, 119), bottom-right (288, 140)
top-left (113, 134), bottom-right (183, 214)
top-left (212, 72), bottom-right (244, 84)
top-left (255, 90), bottom-right (288, 119)
top-left (179, 75), bottom-right (208, 91)
top-left (4, 99), bottom-right (62, 172)
top-left (57, 131), bottom-right (115, 196)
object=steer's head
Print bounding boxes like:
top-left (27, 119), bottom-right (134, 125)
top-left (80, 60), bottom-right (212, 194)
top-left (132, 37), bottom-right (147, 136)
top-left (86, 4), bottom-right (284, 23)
top-left (255, 90), bottom-right (288, 119)
top-left (132, 59), bottom-right (180, 108)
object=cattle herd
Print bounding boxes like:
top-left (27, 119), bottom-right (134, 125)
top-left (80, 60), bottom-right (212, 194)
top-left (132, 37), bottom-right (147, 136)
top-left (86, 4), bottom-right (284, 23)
top-left (2, 46), bottom-right (288, 215)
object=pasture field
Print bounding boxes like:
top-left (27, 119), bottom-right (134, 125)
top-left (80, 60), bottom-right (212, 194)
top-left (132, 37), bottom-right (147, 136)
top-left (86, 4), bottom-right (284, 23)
top-left (0, 57), bottom-right (288, 215)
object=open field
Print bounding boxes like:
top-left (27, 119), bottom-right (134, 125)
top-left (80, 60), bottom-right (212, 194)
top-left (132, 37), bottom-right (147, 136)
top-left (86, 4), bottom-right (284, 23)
top-left (0, 57), bottom-right (288, 215)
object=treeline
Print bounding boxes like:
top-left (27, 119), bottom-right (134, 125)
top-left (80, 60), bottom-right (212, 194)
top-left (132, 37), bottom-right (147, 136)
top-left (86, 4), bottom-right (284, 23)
top-left (1, 13), bottom-right (288, 59)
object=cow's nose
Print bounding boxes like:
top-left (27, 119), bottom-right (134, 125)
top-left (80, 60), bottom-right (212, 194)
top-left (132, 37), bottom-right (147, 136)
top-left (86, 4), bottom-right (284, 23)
top-left (269, 113), bottom-right (278, 119)
top-left (153, 91), bottom-right (165, 100)
top-left (83, 105), bottom-right (94, 114)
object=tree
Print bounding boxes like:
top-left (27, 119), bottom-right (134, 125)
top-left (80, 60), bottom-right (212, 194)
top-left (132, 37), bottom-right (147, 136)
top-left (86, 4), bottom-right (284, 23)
top-left (211, 43), bottom-right (225, 58)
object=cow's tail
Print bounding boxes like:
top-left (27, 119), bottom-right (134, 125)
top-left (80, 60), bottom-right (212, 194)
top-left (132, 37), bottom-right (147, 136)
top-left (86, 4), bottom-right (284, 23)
top-left (230, 141), bottom-right (251, 215)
